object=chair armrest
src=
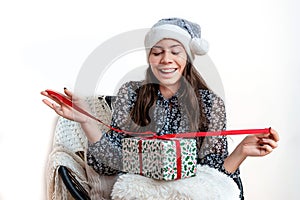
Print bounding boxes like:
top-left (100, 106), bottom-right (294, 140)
top-left (58, 166), bottom-right (91, 200)
top-left (56, 95), bottom-right (116, 200)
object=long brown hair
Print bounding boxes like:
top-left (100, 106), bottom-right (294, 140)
top-left (129, 60), bottom-right (210, 133)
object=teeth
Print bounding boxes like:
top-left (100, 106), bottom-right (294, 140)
top-left (160, 68), bottom-right (176, 73)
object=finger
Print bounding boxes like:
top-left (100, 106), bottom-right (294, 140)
top-left (41, 90), bottom-right (59, 102)
top-left (42, 92), bottom-right (66, 107)
top-left (64, 89), bottom-right (85, 105)
top-left (260, 138), bottom-right (278, 149)
top-left (42, 99), bottom-right (64, 114)
top-left (41, 90), bottom-right (55, 99)
top-left (256, 133), bottom-right (271, 139)
top-left (64, 88), bottom-right (83, 103)
top-left (64, 88), bottom-right (73, 99)
top-left (269, 128), bottom-right (280, 142)
top-left (42, 99), bottom-right (55, 109)
top-left (42, 99), bottom-right (66, 117)
top-left (43, 89), bottom-right (76, 108)
top-left (258, 144), bottom-right (273, 155)
top-left (40, 90), bottom-right (48, 96)
top-left (52, 103), bottom-right (65, 116)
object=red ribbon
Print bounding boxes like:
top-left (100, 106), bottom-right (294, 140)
top-left (47, 89), bottom-right (271, 180)
top-left (175, 140), bottom-right (182, 180)
top-left (138, 140), bottom-right (143, 176)
top-left (46, 89), bottom-right (271, 138)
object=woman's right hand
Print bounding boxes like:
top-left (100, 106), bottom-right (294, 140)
top-left (41, 88), bottom-right (90, 124)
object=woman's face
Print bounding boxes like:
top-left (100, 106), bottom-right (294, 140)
top-left (149, 39), bottom-right (188, 88)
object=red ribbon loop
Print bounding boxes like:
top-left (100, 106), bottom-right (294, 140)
top-left (46, 89), bottom-right (271, 138)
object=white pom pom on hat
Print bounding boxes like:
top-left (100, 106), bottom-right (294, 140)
top-left (145, 18), bottom-right (209, 61)
top-left (190, 37), bottom-right (209, 56)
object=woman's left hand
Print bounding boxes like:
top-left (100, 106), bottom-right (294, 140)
top-left (239, 128), bottom-right (279, 157)
top-left (224, 128), bottom-right (279, 173)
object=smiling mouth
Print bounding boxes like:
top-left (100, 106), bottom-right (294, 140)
top-left (159, 68), bottom-right (177, 73)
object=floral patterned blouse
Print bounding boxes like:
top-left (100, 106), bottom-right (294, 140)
top-left (87, 81), bottom-right (243, 199)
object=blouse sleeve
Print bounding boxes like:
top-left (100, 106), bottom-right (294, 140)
top-left (197, 90), bottom-right (240, 179)
top-left (86, 81), bottom-right (139, 175)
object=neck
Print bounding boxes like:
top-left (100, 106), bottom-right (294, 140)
top-left (159, 83), bottom-right (180, 99)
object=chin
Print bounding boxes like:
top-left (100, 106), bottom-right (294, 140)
top-left (160, 81), bottom-right (178, 87)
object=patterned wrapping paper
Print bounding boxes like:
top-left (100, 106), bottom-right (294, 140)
top-left (122, 137), bottom-right (197, 180)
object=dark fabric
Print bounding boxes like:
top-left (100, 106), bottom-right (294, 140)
top-left (88, 81), bottom-right (244, 198)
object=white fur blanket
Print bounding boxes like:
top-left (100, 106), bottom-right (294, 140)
top-left (111, 165), bottom-right (240, 200)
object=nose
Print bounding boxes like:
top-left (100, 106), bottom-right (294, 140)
top-left (161, 51), bottom-right (173, 64)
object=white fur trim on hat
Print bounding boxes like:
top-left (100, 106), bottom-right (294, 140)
top-left (145, 24), bottom-right (209, 61)
top-left (145, 24), bottom-right (192, 59)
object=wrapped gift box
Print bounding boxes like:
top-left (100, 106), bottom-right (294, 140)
top-left (122, 137), bottom-right (197, 180)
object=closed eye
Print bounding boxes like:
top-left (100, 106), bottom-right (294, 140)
top-left (172, 51), bottom-right (180, 55)
top-left (152, 52), bottom-right (163, 56)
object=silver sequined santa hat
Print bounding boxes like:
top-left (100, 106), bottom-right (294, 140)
top-left (145, 17), bottom-right (209, 61)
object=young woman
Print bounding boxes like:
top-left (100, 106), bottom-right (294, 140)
top-left (41, 18), bottom-right (279, 199)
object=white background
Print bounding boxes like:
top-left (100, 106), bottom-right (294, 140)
top-left (0, 0), bottom-right (299, 199)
